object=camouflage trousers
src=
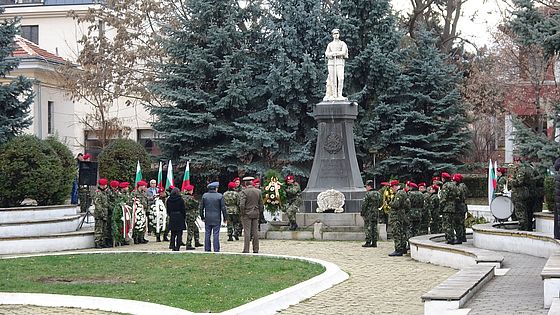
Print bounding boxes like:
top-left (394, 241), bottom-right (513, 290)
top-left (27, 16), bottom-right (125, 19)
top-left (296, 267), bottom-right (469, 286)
top-left (364, 216), bottom-right (378, 244)
top-left (514, 198), bottom-right (531, 231)
top-left (389, 215), bottom-right (407, 253)
top-left (285, 203), bottom-right (299, 222)
top-left (420, 210), bottom-right (430, 235)
top-left (94, 219), bottom-right (106, 246)
top-left (453, 210), bottom-right (466, 242)
top-left (227, 213), bottom-right (242, 237)
top-left (186, 218), bottom-right (200, 246)
top-left (430, 211), bottom-right (442, 234)
top-left (409, 220), bottom-right (421, 238)
top-left (442, 210), bottom-right (455, 242)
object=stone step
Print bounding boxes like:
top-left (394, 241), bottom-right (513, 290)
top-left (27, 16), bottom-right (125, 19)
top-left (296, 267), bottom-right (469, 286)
top-left (0, 228), bottom-right (94, 255)
top-left (0, 214), bottom-right (83, 238)
top-left (0, 205), bottom-right (79, 224)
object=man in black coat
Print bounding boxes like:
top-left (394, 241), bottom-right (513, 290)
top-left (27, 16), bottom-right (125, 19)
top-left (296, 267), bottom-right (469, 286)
top-left (166, 187), bottom-right (186, 251)
top-left (200, 182), bottom-right (227, 252)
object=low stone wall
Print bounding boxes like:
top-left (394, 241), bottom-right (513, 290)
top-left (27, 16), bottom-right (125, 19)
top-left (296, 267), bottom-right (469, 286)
top-left (0, 205), bottom-right (79, 224)
top-left (472, 223), bottom-right (560, 258)
top-left (535, 212), bottom-right (554, 236)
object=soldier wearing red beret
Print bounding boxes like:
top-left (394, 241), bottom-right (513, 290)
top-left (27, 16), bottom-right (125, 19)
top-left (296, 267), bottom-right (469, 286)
top-left (388, 180), bottom-right (410, 256)
top-left (453, 174), bottom-right (468, 243)
top-left (93, 178), bottom-right (110, 248)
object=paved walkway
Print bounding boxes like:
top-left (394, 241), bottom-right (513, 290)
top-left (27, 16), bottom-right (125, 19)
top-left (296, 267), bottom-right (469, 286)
top-left (2, 233), bottom-right (455, 314)
top-left (0, 305), bottom-right (116, 314)
top-left (465, 250), bottom-right (547, 315)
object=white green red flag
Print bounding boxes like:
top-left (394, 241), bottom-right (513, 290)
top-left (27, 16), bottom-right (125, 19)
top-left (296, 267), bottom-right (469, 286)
top-left (166, 160), bottom-right (174, 189)
top-left (488, 159), bottom-right (497, 206)
top-left (134, 160), bottom-right (142, 187)
top-left (181, 161), bottom-right (190, 191)
top-left (157, 161), bottom-right (163, 189)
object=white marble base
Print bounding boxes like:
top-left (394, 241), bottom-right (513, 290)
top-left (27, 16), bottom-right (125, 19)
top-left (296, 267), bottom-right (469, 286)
top-left (544, 278), bottom-right (560, 308)
top-left (0, 215), bottom-right (82, 238)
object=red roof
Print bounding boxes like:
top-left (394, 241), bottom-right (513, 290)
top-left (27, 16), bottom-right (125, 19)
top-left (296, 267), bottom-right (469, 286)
top-left (11, 35), bottom-right (66, 64)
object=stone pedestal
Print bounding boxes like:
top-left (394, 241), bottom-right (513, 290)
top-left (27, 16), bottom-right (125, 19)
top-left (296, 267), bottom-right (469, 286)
top-left (302, 100), bottom-right (365, 213)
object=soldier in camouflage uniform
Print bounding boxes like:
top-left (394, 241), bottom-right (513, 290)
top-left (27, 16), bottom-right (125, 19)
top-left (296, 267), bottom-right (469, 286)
top-left (496, 167), bottom-right (508, 194)
top-left (418, 183), bottom-right (430, 235)
top-left (389, 180), bottom-right (410, 256)
top-left (183, 185), bottom-right (203, 250)
top-left (284, 175), bottom-right (302, 231)
top-left (93, 178), bottom-right (110, 248)
top-left (361, 180), bottom-right (381, 247)
top-left (510, 161), bottom-right (534, 231)
top-left (440, 172), bottom-right (460, 244)
top-left (407, 182), bottom-right (423, 238)
top-left (427, 185), bottom-right (441, 234)
top-left (224, 182), bottom-right (241, 241)
top-left (132, 181), bottom-right (149, 244)
top-left (453, 174), bottom-right (468, 243)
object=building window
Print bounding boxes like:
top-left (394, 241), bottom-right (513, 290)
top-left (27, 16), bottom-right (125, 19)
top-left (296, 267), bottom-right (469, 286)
top-left (47, 101), bottom-right (54, 134)
top-left (137, 129), bottom-right (161, 156)
top-left (20, 25), bottom-right (39, 44)
top-left (84, 130), bottom-right (102, 159)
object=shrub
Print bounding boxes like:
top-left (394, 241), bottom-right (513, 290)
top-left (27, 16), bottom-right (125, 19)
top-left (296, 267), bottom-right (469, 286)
top-left (0, 135), bottom-right (71, 207)
top-left (545, 176), bottom-right (555, 211)
top-left (98, 139), bottom-right (151, 184)
top-left (44, 136), bottom-right (75, 189)
top-left (462, 174), bottom-right (486, 198)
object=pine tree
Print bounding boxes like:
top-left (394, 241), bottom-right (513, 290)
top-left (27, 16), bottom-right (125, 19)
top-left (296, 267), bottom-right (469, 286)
top-left (150, 0), bottom-right (265, 175)
top-left (0, 8), bottom-right (33, 145)
top-left (236, 0), bottom-right (328, 176)
top-left (372, 31), bottom-right (470, 181)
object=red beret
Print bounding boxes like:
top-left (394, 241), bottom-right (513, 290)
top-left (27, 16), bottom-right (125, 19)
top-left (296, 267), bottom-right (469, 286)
top-left (418, 182), bottom-right (426, 187)
top-left (380, 181), bottom-right (389, 187)
top-left (98, 178), bottom-right (108, 186)
top-left (408, 182), bottom-right (418, 188)
top-left (119, 182), bottom-right (129, 189)
top-left (233, 177), bottom-right (240, 182)
top-left (431, 185), bottom-right (440, 192)
top-left (390, 180), bottom-right (399, 186)
top-left (432, 177), bottom-right (440, 182)
top-left (158, 187), bottom-right (165, 193)
top-left (252, 178), bottom-right (260, 184)
top-left (110, 180), bottom-right (120, 188)
top-left (497, 167), bottom-right (507, 174)
top-left (452, 174), bottom-right (463, 182)
top-left (83, 153), bottom-right (91, 160)
top-left (137, 180), bottom-right (147, 187)
top-left (441, 172), bottom-right (451, 179)
top-left (285, 175), bottom-right (295, 181)
top-left (228, 182), bottom-right (237, 189)
top-left (185, 184), bottom-right (194, 191)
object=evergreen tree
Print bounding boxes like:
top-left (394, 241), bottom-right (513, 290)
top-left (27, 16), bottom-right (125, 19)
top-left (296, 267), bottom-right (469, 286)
top-left (0, 8), bottom-right (33, 145)
top-left (150, 0), bottom-right (265, 176)
top-left (236, 0), bottom-right (328, 176)
top-left (372, 31), bottom-right (470, 181)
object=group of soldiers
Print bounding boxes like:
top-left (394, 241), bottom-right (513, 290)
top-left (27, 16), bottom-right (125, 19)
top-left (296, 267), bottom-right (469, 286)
top-left (92, 174), bottom-right (303, 249)
top-left (497, 159), bottom-right (544, 231)
top-left (92, 179), bottom-right (203, 249)
top-left (360, 172), bottom-right (468, 256)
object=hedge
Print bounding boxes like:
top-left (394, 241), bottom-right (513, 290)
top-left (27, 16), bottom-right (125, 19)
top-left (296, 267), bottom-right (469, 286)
top-left (98, 139), bottom-right (151, 184)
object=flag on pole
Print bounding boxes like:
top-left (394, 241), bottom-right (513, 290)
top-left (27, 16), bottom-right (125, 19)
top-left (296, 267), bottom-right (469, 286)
top-left (157, 161), bottom-right (163, 189)
top-left (134, 160), bottom-right (142, 187)
top-left (166, 160), bottom-right (174, 189)
top-left (488, 159), bottom-right (497, 206)
top-left (181, 161), bottom-right (190, 191)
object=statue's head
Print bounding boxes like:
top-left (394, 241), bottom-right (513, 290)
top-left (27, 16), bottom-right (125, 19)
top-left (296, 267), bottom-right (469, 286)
top-left (331, 29), bottom-right (340, 39)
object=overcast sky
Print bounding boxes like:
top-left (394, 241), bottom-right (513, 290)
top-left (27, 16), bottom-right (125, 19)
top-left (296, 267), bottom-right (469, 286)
top-left (391, 0), bottom-right (512, 50)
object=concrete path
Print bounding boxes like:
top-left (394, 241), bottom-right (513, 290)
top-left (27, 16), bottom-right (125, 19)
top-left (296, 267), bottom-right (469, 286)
top-left (0, 305), bottom-right (116, 314)
top-left (2, 233), bottom-right (455, 314)
top-left (465, 250), bottom-right (547, 315)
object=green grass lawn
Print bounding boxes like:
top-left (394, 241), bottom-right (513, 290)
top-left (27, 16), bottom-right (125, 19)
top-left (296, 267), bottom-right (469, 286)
top-left (0, 253), bottom-right (325, 313)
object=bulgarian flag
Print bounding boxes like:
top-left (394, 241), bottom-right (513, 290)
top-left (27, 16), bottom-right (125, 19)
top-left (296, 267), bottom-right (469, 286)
top-left (157, 161), bottom-right (163, 189)
top-left (165, 160), bottom-right (174, 189)
top-left (488, 159), bottom-right (498, 206)
top-left (181, 161), bottom-right (190, 191)
top-left (134, 160), bottom-right (142, 187)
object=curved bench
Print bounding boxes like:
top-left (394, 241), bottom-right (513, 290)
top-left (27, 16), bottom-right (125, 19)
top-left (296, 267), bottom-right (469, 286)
top-left (421, 265), bottom-right (495, 315)
top-left (409, 234), bottom-right (504, 270)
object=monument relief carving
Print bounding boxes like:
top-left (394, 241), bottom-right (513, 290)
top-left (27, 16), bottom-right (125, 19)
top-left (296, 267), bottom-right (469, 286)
top-left (316, 189), bottom-right (345, 213)
top-left (324, 133), bottom-right (343, 154)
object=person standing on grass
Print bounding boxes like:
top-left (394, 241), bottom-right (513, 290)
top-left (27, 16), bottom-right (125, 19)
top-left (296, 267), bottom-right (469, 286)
top-left (166, 187), bottom-right (186, 251)
top-left (199, 182), bottom-right (227, 252)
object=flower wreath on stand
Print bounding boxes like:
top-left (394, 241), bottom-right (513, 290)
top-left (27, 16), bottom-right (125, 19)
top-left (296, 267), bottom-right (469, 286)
top-left (263, 170), bottom-right (286, 217)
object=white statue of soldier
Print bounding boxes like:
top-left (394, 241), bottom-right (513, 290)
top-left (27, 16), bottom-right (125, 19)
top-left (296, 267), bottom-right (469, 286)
top-left (324, 28), bottom-right (348, 101)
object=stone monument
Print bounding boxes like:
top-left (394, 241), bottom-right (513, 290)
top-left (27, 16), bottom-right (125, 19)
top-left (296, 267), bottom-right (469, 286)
top-left (302, 29), bottom-right (366, 213)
